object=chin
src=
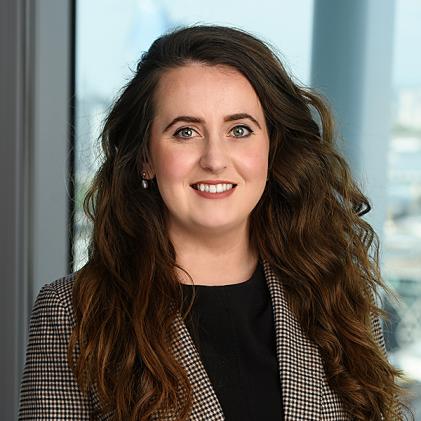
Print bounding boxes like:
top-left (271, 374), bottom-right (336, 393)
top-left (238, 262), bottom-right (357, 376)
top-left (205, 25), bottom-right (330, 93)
top-left (193, 218), bottom-right (244, 232)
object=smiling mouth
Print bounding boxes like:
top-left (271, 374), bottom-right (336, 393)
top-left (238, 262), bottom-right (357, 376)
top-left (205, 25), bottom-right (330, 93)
top-left (191, 183), bottom-right (237, 193)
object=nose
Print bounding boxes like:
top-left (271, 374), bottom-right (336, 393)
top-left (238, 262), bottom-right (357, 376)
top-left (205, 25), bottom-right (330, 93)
top-left (199, 135), bottom-right (229, 173)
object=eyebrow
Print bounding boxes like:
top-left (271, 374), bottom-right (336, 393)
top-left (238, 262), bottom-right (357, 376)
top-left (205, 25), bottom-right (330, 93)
top-left (163, 113), bottom-right (262, 132)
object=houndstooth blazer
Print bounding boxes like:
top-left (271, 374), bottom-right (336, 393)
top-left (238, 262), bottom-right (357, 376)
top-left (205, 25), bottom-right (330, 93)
top-left (19, 260), bottom-right (388, 420)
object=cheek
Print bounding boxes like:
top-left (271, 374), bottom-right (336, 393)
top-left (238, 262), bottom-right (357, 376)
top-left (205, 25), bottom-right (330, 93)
top-left (154, 147), bottom-right (195, 183)
top-left (240, 144), bottom-right (269, 180)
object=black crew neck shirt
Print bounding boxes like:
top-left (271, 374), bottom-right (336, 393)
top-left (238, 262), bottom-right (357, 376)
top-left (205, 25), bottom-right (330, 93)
top-left (180, 262), bottom-right (284, 421)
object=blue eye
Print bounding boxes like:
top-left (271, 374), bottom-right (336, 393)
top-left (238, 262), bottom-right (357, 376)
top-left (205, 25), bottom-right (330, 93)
top-left (173, 127), bottom-right (196, 138)
top-left (230, 125), bottom-right (253, 138)
top-left (173, 125), bottom-right (253, 139)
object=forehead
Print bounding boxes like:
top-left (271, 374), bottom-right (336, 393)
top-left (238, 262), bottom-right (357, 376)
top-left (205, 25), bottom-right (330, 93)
top-left (153, 63), bottom-right (263, 116)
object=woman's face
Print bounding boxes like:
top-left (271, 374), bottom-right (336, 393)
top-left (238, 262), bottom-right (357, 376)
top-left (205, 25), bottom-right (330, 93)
top-left (148, 63), bottom-right (270, 237)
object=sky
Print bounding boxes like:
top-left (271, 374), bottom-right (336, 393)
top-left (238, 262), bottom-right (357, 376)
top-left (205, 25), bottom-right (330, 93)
top-left (393, 0), bottom-right (421, 88)
top-left (76, 0), bottom-right (314, 99)
top-left (76, 0), bottom-right (421, 100)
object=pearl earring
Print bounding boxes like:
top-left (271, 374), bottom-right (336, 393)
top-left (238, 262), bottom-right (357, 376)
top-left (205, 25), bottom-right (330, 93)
top-left (141, 171), bottom-right (149, 189)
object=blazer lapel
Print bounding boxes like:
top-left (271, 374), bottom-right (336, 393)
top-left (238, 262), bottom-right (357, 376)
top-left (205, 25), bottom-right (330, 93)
top-left (152, 309), bottom-right (225, 420)
top-left (262, 259), bottom-right (323, 421)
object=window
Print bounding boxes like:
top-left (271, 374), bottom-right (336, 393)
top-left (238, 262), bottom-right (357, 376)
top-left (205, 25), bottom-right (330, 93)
top-left (74, 1), bottom-right (419, 414)
top-left (383, 0), bottom-right (421, 413)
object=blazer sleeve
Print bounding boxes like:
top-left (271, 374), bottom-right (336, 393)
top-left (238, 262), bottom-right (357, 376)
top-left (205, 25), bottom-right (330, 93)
top-left (19, 281), bottom-right (92, 420)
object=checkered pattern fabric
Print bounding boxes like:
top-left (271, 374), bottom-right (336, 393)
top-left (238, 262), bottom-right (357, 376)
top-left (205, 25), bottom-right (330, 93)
top-left (19, 261), bottom-right (388, 420)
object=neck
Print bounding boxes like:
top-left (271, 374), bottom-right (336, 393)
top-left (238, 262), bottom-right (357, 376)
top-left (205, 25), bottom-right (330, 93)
top-left (169, 220), bottom-right (258, 286)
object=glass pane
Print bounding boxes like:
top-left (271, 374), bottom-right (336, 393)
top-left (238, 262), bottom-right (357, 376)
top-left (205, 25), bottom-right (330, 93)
top-left (383, 0), bottom-right (421, 414)
top-left (73, 0), bottom-right (314, 268)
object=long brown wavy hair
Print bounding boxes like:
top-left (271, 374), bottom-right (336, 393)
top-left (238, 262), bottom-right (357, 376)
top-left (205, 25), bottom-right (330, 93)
top-left (69, 25), bottom-right (411, 420)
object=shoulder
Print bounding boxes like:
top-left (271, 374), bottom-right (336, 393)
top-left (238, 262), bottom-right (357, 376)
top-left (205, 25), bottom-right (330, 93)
top-left (20, 272), bottom-right (96, 419)
top-left (40, 272), bottom-right (76, 304)
top-left (31, 272), bottom-right (78, 332)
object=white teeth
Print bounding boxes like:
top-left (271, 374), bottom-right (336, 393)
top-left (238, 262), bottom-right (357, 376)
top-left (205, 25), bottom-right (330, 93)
top-left (195, 183), bottom-right (234, 193)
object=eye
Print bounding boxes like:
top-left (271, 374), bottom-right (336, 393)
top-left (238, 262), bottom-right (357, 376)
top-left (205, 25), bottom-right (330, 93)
top-left (173, 127), bottom-right (198, 139)
top-left (230, 125), bottom-right (254, 138)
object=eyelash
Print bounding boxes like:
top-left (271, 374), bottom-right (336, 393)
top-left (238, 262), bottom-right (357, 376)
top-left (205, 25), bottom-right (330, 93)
top-left (173, 124), bottom-right (254, 139)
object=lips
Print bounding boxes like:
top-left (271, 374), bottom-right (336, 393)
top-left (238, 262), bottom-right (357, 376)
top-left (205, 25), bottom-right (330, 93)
top-left (190, 183), bottom-right (237, 192)
top-left (189, 180), bottom-right (238, 196)
top-left (191, 184), bottom-right (236, 193)
top-left (191, 183), bottom-right (237, 198)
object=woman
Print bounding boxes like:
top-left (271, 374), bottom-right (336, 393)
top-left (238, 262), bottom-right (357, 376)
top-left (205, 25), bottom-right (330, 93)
top-left (19, 25), bottom-right (409, 420)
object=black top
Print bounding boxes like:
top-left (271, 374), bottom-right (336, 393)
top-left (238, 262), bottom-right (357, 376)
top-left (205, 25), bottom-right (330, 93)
top-left (180, 262), bottom-right (284, 421)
